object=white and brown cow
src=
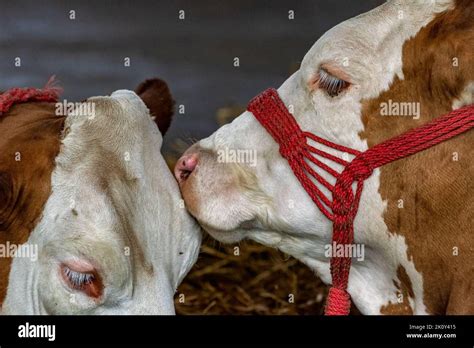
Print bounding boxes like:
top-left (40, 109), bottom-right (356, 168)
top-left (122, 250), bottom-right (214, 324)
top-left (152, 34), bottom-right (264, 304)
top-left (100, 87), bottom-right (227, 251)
top-left (175, 0), bottom-right (473, 314)
top-left (0, 79), bottom-right (201, 314)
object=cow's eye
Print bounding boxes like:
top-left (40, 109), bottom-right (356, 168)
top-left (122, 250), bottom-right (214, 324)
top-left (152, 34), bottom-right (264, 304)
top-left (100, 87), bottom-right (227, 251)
top-left (317, 68), bottom-right (349, 97)
top-left (60, 264), bottom-right (103, 298)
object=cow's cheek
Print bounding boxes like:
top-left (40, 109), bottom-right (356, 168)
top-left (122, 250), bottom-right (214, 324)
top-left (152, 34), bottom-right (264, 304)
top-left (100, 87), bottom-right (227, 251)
top-left (180, 177), bottom-right (202, 219)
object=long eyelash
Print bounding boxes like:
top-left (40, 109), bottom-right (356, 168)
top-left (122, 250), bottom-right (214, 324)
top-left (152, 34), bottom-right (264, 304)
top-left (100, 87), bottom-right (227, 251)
top-left (317, 68), bottom-right (349, 97)
top-left (63, 266), bottom-right (94, 289)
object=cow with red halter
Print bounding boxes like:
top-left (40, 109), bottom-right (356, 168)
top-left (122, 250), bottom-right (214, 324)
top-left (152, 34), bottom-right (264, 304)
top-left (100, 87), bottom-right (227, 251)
top-left (175, 0), bottom-right (474, 315)
top-left (0, 78), bottom-right (201, 314)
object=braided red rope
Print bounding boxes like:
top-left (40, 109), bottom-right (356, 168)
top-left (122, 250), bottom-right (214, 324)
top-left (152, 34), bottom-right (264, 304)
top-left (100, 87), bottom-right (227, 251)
top-left (248, 88), bottom-right (474, 315)
top-left (0, 76), bottom-right (62, 116)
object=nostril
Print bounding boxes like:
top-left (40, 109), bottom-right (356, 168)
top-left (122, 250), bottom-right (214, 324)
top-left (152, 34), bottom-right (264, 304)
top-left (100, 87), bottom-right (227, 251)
top-left (181, 155), bottom-right (198, 174)
top-left (174, 153), bottom-right (199, 182)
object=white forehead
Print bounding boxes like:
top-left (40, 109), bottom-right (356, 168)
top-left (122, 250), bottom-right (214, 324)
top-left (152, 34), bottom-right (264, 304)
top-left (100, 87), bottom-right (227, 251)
top-left (42, 90), bottom-right (161, 249)
top-left (47, 89), bottom-right (196, 274)
top-left (300, 0), bottom-right (453, 98)
top-left (57, 88), bottom-right (199, 276)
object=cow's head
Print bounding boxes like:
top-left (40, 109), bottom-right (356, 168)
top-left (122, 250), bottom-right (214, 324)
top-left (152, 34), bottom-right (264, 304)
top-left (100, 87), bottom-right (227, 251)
top-left (175, 0), bottom-right (473, 311)
top-left (1, 79), bottom-right (201, 314)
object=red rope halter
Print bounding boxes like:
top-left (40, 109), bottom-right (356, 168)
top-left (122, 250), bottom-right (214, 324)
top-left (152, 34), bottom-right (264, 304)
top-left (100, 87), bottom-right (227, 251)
top-left (248, 88), bottom-right (474, 315)
top-left (0, 77), bottom-right (62, 116)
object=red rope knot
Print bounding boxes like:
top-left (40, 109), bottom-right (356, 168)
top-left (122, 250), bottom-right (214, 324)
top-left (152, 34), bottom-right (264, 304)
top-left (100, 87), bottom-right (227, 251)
top-left (325, 286), bottom-right (351, 315)
top-left (279, 131), bottom-right (307, 160)
top-left (332, 183), bottom-right (354, 216)
top-left (347, 156), bottom-right (373, 182)
top-left (332, 213), bottom-right (352, 229)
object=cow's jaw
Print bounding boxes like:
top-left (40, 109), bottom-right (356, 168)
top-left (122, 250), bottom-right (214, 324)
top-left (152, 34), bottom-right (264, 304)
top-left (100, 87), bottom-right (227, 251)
top-left (177, 0), bottom-right (455, 314)
top-left (3, 90), bottom-right (201, 314)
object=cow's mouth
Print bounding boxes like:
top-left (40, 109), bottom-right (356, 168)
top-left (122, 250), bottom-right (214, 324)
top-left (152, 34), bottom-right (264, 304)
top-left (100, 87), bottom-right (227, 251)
top-left (178, 168), bottom-right (193, 182)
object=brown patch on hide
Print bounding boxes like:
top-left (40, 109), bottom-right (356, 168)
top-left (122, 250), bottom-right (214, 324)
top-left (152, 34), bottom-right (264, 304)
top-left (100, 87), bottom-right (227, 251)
top-left (0, 102), bottom-right (65, 305)
top-left (360, 0), bottom-right (473, 314)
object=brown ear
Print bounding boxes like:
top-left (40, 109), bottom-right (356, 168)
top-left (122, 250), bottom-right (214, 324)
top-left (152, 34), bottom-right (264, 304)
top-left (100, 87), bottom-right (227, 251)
top-left (135, 78), bottom-right (175, 136)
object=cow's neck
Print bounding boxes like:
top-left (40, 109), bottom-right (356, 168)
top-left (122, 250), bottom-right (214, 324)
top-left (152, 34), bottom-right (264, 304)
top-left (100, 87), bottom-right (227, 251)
top-left (252, 201), bottom-right (422, 315)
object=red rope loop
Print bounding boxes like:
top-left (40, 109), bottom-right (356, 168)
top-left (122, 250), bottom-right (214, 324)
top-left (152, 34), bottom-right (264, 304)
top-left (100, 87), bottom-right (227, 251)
top-left (0, 76), bottom-right (62, 116)
top-left (248, 88), bottom-right (474, 316)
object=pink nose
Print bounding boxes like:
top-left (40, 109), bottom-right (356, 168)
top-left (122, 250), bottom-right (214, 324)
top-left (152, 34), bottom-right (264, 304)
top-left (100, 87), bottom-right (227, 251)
top-left (174, 153), bottom-right (198, 183)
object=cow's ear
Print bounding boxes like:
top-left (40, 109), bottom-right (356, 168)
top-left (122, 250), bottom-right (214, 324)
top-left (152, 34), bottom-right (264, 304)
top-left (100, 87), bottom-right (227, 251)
top-left (135, 78), bottom-right (175, 136)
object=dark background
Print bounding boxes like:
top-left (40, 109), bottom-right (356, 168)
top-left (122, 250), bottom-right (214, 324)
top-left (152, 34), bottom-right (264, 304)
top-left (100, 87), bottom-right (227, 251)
top-left (1, 0), bottom-right (385, 314)
top-left (0, 0), bottom-right (383, 150)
